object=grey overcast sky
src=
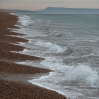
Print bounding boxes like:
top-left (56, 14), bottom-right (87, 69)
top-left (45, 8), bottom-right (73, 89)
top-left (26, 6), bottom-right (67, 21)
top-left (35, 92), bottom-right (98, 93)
top-left (0, 0), bottom-right (99, 10)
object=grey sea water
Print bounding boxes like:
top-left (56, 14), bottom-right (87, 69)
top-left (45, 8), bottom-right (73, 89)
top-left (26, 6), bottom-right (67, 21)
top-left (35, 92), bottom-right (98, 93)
top-left (11, 13), bottom-right (99, 99)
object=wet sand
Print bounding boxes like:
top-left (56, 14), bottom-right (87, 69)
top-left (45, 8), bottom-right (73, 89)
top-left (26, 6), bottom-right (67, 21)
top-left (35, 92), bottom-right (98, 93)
top-left (0, 10), bottom-right (66, 99)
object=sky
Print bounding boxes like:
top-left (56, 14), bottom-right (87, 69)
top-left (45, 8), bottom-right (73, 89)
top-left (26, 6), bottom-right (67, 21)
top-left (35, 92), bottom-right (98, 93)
top-left (0, 0), bottom-right (99, 11)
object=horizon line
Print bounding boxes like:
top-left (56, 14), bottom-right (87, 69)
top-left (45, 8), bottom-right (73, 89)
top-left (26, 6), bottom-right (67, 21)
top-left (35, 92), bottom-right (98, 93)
top-left (0, 7), bottom-right (99, 11)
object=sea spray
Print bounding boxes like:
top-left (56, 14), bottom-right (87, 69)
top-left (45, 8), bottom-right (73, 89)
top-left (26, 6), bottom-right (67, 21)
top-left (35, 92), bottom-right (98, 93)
top-left (19, 15), bottom-right (33, 27)
top-left (35, 40), bottom-right (66, 53)
top-left (40, 57), bottom-right (99, 88)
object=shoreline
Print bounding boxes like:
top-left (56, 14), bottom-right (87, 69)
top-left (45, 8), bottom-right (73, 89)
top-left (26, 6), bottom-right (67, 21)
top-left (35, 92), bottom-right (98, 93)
top-left (0, 10), bottom-right (66, 99)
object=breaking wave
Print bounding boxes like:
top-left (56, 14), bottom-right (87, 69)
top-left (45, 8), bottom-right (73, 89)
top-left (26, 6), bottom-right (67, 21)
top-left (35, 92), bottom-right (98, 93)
top-left (35, 40), bottom-right (66, 53)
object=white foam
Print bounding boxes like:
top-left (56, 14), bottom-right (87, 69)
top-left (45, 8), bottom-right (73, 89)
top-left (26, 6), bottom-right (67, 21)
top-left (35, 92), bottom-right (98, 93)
top-left (19, 15), bottom-right (33, 27)
top-left (64, 64), bottom-right (99, 88)
top-left (10, 13), bottom-right (15, 15)
top-left (19, 42), bottom-right (25, 45)
top-left (28, 72), bottom-right (67, 98)
top-left (28, 57), bottom-right (99, 99)
top-left (10, 51), bottom-right (19, 53)
top-left (28, 39), bottom-right (33, 43)
top-left (41, 57), bottom-right (66, 70)
top-left (29, 71), bottom-right (83, 99)
top-left (22, 49), bottom-right (29, 52)
top-left (15, 24), bottom-right (19, 27)
top-left (15, 61), bottom-right (26, 64)
top-left (19, 49), bottom-right (29, 54)
top-left (35, 40), bottom-right (66, 53)
top-left (7, 28), bottom-right (11, 30)
top-left (41, 57), bottom-right (99, 88)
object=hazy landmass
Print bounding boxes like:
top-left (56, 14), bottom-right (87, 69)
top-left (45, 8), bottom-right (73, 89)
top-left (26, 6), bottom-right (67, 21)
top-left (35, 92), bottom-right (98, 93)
top-left (37, 7), bottom-right (99, 14)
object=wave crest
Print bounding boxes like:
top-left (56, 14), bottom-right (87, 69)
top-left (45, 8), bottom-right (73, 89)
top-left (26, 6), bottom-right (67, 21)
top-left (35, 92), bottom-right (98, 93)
top-left (35, 40), bottom-right (66, 53)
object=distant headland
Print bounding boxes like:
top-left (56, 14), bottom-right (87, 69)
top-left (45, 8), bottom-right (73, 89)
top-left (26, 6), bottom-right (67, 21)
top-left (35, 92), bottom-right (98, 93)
top-left (36, 7), bottom-right (99, 14)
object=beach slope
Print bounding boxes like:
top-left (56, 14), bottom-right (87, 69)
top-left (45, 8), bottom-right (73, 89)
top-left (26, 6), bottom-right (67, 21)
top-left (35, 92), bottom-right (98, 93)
top-left (0, 10), bottom-right (66, 99)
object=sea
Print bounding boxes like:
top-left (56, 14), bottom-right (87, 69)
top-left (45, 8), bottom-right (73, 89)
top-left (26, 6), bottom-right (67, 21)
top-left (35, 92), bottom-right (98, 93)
top-left (10, 12), bottom-right (99, 99)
